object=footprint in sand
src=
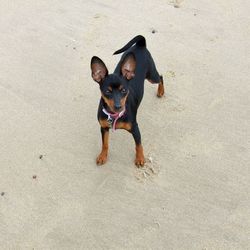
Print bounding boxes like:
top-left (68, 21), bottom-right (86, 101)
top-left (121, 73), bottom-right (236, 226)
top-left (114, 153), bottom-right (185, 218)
top-left (168, 0), bottom-right (184, 8)
top-left (134, 155), bottom-right (160, 182)
top-left (166, 70), bottom-right (176, 78)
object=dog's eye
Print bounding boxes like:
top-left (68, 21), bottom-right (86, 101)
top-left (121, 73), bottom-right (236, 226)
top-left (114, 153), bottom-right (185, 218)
top-left (105, 90), bottom-right (111, 94)
top-left (121, 88), bottom-right (127, 94)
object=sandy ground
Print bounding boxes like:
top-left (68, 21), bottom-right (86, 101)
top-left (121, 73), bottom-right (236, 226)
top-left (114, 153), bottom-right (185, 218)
top-left (0, 0), bottom-right (250, 249)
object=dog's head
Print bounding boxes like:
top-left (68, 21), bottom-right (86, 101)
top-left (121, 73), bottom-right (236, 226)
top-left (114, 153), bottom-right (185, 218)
top-left (91, 53), bottom-right (136, 113)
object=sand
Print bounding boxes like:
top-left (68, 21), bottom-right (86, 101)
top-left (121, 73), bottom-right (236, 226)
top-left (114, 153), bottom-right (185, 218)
top-left (0, 0), bottom-right (249, 249)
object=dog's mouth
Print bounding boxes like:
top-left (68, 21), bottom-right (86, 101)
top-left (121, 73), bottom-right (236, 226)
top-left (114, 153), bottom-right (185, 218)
top-left (108, 105), bottom-right (125, 114)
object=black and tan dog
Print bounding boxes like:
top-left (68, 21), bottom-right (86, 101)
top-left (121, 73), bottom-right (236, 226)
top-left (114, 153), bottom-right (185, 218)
top-left (91, 35), bottom-right (164, 166)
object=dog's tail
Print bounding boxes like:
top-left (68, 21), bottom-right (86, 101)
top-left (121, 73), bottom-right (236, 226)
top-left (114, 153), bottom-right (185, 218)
top-left (113, 35), bottom-right (146, 55)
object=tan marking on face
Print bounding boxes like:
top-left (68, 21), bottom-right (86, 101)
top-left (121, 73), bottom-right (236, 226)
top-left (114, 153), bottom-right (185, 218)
top-left (108, 86), bottom-right (112, 91)
top-left (120, 92), bottom-right (129, 109)
top-left (101, 94), bottom-right (115, 112)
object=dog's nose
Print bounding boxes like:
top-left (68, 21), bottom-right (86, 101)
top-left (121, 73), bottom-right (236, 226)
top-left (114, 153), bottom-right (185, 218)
top-left (114, 104), bottom-right (121, 111)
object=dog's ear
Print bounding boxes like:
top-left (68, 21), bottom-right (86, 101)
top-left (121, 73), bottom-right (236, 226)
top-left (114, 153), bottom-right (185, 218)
top-left (91, 56), bottom-right (108, 84)
top-left (120, 53), bottom-right (136, 80)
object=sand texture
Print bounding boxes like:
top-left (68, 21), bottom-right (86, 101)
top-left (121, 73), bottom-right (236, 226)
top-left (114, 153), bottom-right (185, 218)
top-left (0, 0), bottom-right (250, 249)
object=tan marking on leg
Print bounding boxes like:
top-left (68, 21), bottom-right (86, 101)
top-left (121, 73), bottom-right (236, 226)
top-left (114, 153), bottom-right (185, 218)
top-left (146, 77), bottom-right (165, 97)
top-left (135, 144), bottom-right (145, 167)
top-left (96, 129), bottom-right (109, 165)
top-left (99, 119), bottom-right (110, 128)
top-left (157, 76), bottom-right (165, 97)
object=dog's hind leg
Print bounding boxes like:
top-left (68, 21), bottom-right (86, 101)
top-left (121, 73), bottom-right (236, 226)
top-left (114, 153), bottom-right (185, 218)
top-left (157, 75), bottom-right (164, 97)
top-left (146, 54), bottom-right (165, 97)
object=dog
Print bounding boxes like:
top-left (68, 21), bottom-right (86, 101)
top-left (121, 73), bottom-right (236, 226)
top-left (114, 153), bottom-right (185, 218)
top-left (91, 35), bottom-right (164, 166)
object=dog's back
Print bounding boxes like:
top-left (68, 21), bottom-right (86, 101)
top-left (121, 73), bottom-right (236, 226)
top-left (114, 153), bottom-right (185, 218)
top-left (113, 35), bottom-right (161, 106)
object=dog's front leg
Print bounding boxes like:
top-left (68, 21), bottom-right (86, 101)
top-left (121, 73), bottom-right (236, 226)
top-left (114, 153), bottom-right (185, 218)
top-left (131, 123), bottom-right (145, 167)
top-left (96, 127), bottom-right (109, 165)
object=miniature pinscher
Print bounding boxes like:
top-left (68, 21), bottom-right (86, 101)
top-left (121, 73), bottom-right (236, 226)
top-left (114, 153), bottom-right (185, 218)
top-left (91, 35), bottom-right (164, 166)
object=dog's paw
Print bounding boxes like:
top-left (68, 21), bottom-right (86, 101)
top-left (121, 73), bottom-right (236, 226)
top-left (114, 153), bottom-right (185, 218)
top-left (134, 156), bottom-right (145, 167)
top-left (96, 152), bottom-right (107, 165)
top-left (157, 83), bottom-right (165, 97)
top-left (135, 145), bottom-right (145, 167)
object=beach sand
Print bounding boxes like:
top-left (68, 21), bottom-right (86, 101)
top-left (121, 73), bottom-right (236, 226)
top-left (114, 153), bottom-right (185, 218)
top-left (0, 0), bottom-right (249, 249)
